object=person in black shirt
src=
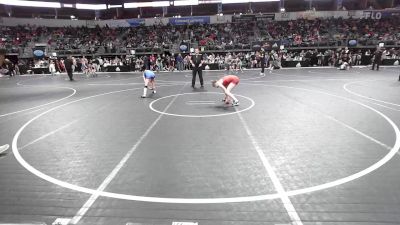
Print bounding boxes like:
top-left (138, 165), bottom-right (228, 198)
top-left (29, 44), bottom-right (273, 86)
top-left (143, 56), bottom-right (150, 70)
top-left (339, 53), bottom-right (350, 70)
top-left (64, 56), bottom-right (74, 81)
top-left (260, 49), bottom-right (266, 75)
top-left (190, 48), bottom-right (204, 88)
top-left (371, 47), bottom-right (382, 71)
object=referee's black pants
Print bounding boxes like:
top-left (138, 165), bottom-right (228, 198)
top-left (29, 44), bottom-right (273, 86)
top-left (261, 62), bottom-right (265, 73)
top-left (372, 61), bottom-right (380, 71)
top-left (192, 67), bottom-right (203, 87)
top-left (66, 69), bottom-right (74, 81)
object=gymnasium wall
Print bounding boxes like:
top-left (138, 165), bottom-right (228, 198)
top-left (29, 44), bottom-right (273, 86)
top-left (0, 9), bottom-right (398, 27)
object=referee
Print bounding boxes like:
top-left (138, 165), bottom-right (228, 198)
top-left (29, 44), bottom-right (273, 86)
top-left (371, 47), bottom-right (382, 71)
top-left (190, 48), bottom-right (204, 88)
top-left (64, 55), bottom-right (74, 81)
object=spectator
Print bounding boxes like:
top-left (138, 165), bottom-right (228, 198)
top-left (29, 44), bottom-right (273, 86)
top-left (371, 47), bottom-right (383, 71)
top-left (176, 54), bottom-right (184, 71)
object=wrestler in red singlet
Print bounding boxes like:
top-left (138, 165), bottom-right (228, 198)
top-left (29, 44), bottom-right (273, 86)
top-left (212, 75), bottom-right (240, 106)
top-left (222, 75), bottom-right (240, 87)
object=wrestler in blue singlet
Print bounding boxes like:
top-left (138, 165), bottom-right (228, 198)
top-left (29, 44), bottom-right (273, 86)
top-left (143, 70), bottom-right (155, 80)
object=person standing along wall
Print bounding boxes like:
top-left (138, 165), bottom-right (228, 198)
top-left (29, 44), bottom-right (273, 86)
top-left (176, 54), bottom-right (183, 71)
top-left (190, 48), bottom-right (204, 88)
top-left (260, 49), bottom-right (266, 75)
top-left (64, 56), bottom-right (74, 81)
top-left (49, 60), bottom-right (56, 76)
top-left (371, 47), bottom-right (383, 71)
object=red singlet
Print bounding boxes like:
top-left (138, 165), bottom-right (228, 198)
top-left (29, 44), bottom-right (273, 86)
top-left (222, 75), bottom-right (240, 87)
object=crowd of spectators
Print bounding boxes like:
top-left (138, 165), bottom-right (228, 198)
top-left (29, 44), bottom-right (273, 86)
top-left (6, 47), bottom-right (396, 76)
top-left (0, 25), bottom-right (44, 53)
top-left (1, 15), bottom-right (400, 75)
top-left (2, 16), bottom-right (400, 56)
top-left (48, 26), bottom-right (123, 53)
top-left (255, 17), bottom-right (400, 48)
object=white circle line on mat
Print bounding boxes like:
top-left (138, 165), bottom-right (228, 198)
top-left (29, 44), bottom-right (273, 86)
top-left (181, 73), bottom-right (266, 81)
top-left (11, 83), bottom-right (400, 204)
top-left (343, 80), bottom-right (400, 107)
top-left (149, 92), bottom-right (255, 118)
top-left (0, 86), bottom-right (76, 118)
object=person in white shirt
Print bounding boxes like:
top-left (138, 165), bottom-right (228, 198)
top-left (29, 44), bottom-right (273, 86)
top-left (49, 60), bottom-right (56, 76)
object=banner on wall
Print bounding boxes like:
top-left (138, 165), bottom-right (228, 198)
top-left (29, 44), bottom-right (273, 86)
top-left (162, 7), bottom-right (168, 17)
top-left (126, 18), bottom-right (145, 27)
top-left (298, 10), bottom-right (318, 19)
top-left (336, 0), bottom-right (343, 10)
top-left (86, 20), bottom-right (96, 28)
top-left (217, 3), bottom-right (222, 14)
top-left (232, 14), bottom-right (255, 22)
top-left (169, 16), bottom-right (210, 25)
top-left (255, 13), bottom-right (275, 21)
top-left (233, 13), bottom-right (275, 22)
top-left (362, 10), bottom-right (400, 19)
top-left (280, 12), bottom-right (289, 19)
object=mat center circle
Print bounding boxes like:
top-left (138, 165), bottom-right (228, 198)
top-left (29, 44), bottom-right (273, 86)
top-left (149, 92), bottom-right (255, 118)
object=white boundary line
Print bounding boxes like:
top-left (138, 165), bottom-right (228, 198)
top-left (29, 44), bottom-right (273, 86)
top-left (185, 102), bottom-right (216, 105)
top-left (88, 81), bottom-right (187, 86)
top-left (16, 76), bottom-right (47, 86)
top-left (149, 92), bottom-right (255, 118)
top-left (247, 78), bottom-right (361, 83)
top-left (275, 86), bottom-right (393, 150)
top-left (243, 83), bottom-right (400, 198)
top-left (270, 71), bottom-right (314, 78)
top-left (318, 111), bottom-right (392, 151)
top-left (0, 144), bottom-right (9, 154)
top-left (307, 70), bottom-right (361, 75)
top-left (69, 84), bottom-right (186, 224)
top-left (236, 110), bottom-right (303, 225)
top-left (20, 120), bottom-right (79, 150)
top-left (88, 83), bottom-right (144, 86)
top-left (0, 107), bottom-right (44, 127)
top-left (343, 80), bottom-right (400, 107)
top-left (186, 100), bottom-right (215, 103)
top-left (0, 87), bottom-right (77, 118)
top-left (185, 100), bottom-right (216, 105)
top-left (86, 75), bottom-right (143, 85)
top-left (11, 83), bottom-right (400, 204)
top-left (368, 101), bottom-right (400, 112)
